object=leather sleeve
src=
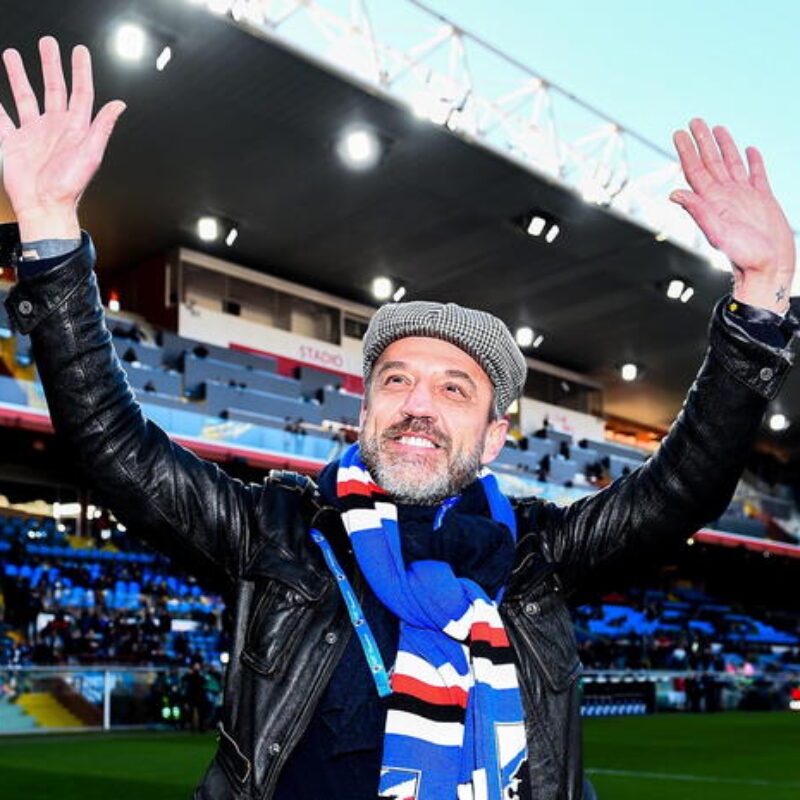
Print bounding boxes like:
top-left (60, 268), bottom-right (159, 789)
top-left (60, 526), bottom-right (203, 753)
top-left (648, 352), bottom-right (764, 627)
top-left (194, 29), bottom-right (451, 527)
top-left (514, 294), bottom-right (798, 600)
top-left (4, 232), bottom-right (259, 590)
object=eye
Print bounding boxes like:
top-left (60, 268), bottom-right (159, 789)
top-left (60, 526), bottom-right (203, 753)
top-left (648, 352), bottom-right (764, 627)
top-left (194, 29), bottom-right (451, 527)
top-left (384, 374), bottom-right (407, 385)
top-left (444, 382), bottom-right (466, 396)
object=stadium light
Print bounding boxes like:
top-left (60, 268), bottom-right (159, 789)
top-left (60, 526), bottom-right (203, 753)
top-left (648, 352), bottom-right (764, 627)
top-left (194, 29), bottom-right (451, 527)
top-left (335, 127), bottom-right (382, 170)
top-left (113, 23), bottom-right (147, 62)
top-left (769, 413), bottom-right (788, 431)
top-left (392, 285), bottom-right (407, 302)
top-left (197, 216), bottom-right (220, 242)
top-left (523, 211), bottom-right (560, 244)
top-left (621, 363), bottom-right (638, 382)
top-left (515, 326), bottom-right (534, 348)
top-left (108, 291), bottom-right (121, 313)
top-left (156, 46), bottom-right (173, 72)
top-left (225, 226), bottom-right (239, 247)
top-left (527, 216), bottom-right (546, 237)
top-left (666, 278), bottom-right (685, 300)
top-left (533, 334), bottom-right (544, 348)
top-left (371, 276), bottom-right (394, 301)
top-left (666, 278), bottom-right (695, 303)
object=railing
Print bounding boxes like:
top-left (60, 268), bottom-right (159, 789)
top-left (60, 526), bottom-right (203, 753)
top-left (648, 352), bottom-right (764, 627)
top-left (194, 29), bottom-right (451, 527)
top-left (192, 0), bottom-right (800, 292)
top-left (0, 665), bottom-right (212, 735)
top-left (1, 664), bottom-right (794, 735)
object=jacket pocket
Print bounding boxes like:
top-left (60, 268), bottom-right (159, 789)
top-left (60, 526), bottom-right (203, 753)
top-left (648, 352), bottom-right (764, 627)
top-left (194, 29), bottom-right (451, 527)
top-left (513, 594), bottom-right (582, 693)
top-left (241, 579), bottom-right (313, 676)
top-left (216, 722), bottom-right (251, 786)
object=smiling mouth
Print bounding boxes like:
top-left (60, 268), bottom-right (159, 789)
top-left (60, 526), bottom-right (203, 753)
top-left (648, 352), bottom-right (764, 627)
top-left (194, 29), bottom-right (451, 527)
top-left (390, 434), bottom-right (441, 449)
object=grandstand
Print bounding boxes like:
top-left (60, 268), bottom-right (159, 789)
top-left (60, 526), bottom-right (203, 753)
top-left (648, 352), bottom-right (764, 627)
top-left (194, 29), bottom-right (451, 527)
top-left (0, 5), bottom-right (798, 800)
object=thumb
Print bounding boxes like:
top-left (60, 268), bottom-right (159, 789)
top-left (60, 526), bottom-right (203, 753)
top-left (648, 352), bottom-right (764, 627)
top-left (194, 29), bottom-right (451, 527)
top-left (84, 99), bottom-right (127, 166)
top-left (669, 190), bottom-right (724, 250)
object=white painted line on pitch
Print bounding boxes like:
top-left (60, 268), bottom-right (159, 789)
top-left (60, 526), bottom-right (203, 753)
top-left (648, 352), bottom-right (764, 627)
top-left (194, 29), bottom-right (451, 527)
top-left (587, 768), bottom-right (800, 788)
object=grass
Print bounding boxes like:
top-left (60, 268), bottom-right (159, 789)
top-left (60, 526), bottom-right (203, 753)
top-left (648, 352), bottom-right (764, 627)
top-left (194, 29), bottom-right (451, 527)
top-left (584, 712), bottom-right (800, 800)
top-left (0, 712), bottom-right (798, 799)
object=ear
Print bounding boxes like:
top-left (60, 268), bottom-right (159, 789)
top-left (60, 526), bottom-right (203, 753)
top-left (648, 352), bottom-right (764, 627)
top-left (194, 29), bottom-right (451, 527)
top-left (481, 418), bottom-right (509, 466)
top-left (358, 401), bottom-right (368, 430)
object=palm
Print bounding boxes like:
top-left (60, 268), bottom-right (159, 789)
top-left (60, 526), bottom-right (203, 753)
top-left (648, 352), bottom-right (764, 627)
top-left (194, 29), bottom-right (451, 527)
top-left (671, 119), bottom-right (795, 280)
top-left (0, 38), bottom-right (125, 220)
top-left (693, 181), bottom-right (789, 273)
top-left (3, 112), bottom-right (92, 215)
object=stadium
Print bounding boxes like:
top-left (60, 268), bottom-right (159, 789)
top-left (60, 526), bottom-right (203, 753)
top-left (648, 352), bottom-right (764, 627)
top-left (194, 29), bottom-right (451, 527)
top-left (1, 1), bottom-right (799, 798)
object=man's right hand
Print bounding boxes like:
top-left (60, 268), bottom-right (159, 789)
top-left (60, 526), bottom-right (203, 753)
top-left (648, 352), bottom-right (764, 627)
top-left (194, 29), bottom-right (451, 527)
top-left (0, 36), bottom-right (126, 242)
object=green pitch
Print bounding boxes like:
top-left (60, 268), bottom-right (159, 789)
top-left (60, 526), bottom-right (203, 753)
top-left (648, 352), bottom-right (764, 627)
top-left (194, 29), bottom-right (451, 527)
top-left (0, 712), bottom-right (798, 799)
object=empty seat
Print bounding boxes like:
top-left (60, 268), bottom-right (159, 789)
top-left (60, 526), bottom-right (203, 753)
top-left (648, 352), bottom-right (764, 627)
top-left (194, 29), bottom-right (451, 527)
top-left (113, 338), bottom-right (164, 369)
top-left (320, 388), bottom-right (362, 425)
top-left (295, 365), bottom-right (343, 395)
top-left (184, 340), bottom-right (276, 373)
top-left (204, 382), bottom-right (323, 424)
top-left (123, 363), bottom-right (182, 397)
top-left (184, 355), bottom-right (299, 399)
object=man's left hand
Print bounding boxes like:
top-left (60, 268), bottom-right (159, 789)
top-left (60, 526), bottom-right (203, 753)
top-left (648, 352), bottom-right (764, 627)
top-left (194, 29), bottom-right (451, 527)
top-left (671, 118), bottom-right (795, 315)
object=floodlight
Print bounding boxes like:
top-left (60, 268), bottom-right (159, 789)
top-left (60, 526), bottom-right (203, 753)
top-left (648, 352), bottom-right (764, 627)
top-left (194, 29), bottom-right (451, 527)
top-left (113, 23), bottom-right (147, 62)
top-left (769, 413), bottom-right (788, 431)
top-left (197, 216), bottom-right (220, 242)
top-left (335, 127), bottom-right (382, 170)
top-left (526, 216), bottom-right (546, 237)
top-left (515, 326), bottom-right (534, 348)
top-left (372, 277), bottom-right (393, 301)
top-left (621, 363), bottom-right (638, 382)
top-left (156, 46), bottom-right (172, 71)
top-left (545, 224), bottom-right (560, 244)
top-left (666, 279), bottom-right (685, 300)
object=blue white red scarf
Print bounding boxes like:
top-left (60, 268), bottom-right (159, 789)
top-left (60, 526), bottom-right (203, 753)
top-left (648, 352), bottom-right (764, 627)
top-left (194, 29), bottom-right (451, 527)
top-left (336, 444), bottom-right (530, 800)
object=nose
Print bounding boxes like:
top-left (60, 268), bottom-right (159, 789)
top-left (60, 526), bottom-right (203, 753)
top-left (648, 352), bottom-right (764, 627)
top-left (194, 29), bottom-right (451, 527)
top-left (398, 379), bottom-right (438, 422)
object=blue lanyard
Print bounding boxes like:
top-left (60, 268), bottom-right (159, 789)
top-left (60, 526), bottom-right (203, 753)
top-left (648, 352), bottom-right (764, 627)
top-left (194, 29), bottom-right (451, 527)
top-left (310, 529), bottom-right (393, 698)
top-left (434, 495), bottom-right (460, 530)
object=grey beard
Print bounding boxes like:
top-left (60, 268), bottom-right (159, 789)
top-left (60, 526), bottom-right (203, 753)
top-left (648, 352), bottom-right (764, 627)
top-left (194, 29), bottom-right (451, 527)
top-left (359, 432), bottom-right (484, 505)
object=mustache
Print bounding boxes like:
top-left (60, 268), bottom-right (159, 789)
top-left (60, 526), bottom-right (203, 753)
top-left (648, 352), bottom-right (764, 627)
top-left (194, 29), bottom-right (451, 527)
top-left (380, 418), bottom-right (451, 449)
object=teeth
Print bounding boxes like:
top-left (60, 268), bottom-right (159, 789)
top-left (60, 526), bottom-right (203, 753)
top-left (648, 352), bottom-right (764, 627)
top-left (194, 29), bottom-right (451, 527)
top-left (398, 435), bottom-right (435, 448)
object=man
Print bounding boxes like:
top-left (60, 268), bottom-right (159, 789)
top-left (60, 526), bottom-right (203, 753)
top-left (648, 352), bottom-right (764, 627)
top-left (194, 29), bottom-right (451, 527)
top-left (1, 37), bottom-right (798, 800)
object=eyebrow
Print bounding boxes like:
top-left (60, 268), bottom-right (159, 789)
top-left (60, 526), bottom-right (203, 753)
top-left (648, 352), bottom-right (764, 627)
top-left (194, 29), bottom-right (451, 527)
top-left (376, 361), bottom-right (478, 392)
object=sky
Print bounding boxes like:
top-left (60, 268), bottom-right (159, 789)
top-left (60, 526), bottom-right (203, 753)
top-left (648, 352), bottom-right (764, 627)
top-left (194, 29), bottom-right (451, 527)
top-left (427, 0), bottom-right (800, 231)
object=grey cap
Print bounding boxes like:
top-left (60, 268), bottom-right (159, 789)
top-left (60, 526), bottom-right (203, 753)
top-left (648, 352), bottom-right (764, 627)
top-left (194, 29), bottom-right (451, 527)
top-left (362, 301), bottom-right (527, 415)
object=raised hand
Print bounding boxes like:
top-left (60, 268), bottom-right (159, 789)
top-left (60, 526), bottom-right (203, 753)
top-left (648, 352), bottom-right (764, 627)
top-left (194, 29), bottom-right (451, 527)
top-left (0, 36), bottom-right (126, 241)
top-left (671, 118), bottom-right (795, 315)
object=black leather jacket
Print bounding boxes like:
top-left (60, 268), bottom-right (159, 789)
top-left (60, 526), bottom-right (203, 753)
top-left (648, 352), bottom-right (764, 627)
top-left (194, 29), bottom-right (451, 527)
top-left (5, 233), bottom-right (797, 800)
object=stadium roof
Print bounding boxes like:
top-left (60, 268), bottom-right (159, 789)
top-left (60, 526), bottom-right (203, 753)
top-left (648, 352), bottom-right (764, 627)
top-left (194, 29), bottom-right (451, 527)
top-left (1, 0), bottom-right (798, 454)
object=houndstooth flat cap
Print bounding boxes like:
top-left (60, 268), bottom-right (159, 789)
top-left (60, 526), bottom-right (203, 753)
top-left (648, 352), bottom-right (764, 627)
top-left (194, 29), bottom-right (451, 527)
top-left (362, 301), bottom-right (527, 414)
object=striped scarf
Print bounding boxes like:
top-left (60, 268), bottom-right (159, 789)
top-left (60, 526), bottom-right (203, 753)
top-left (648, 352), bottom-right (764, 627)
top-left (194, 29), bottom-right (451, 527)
top-left (336, 444), bottom-right (530, 800)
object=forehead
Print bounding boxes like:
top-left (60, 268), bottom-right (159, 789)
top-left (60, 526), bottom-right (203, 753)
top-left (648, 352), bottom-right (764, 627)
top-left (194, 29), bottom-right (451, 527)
top-left (372, 337), bottom-right (491, 388)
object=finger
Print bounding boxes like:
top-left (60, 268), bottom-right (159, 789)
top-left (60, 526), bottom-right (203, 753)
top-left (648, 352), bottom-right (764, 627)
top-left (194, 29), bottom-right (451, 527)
top-left (2, 48), bottom-right (40, 124)
top-left (712, 125), bottom-right (748, 183)
top-left (82, 100), bottom-right (126, 170)
top-left (672, 129), bottom-right (714, 194)
top-left (68, 44), bottom-right (94, 127)
top-left (689, 118), bottom-right (729, 183)
top-left (746, 146), bottom-right (773, 195)
top-left (39, 36), bottom-right (68, 113)
top-left (0, 101), bottom-right (16, 143)
top-left (669, 190), bottom-right (725, 249)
